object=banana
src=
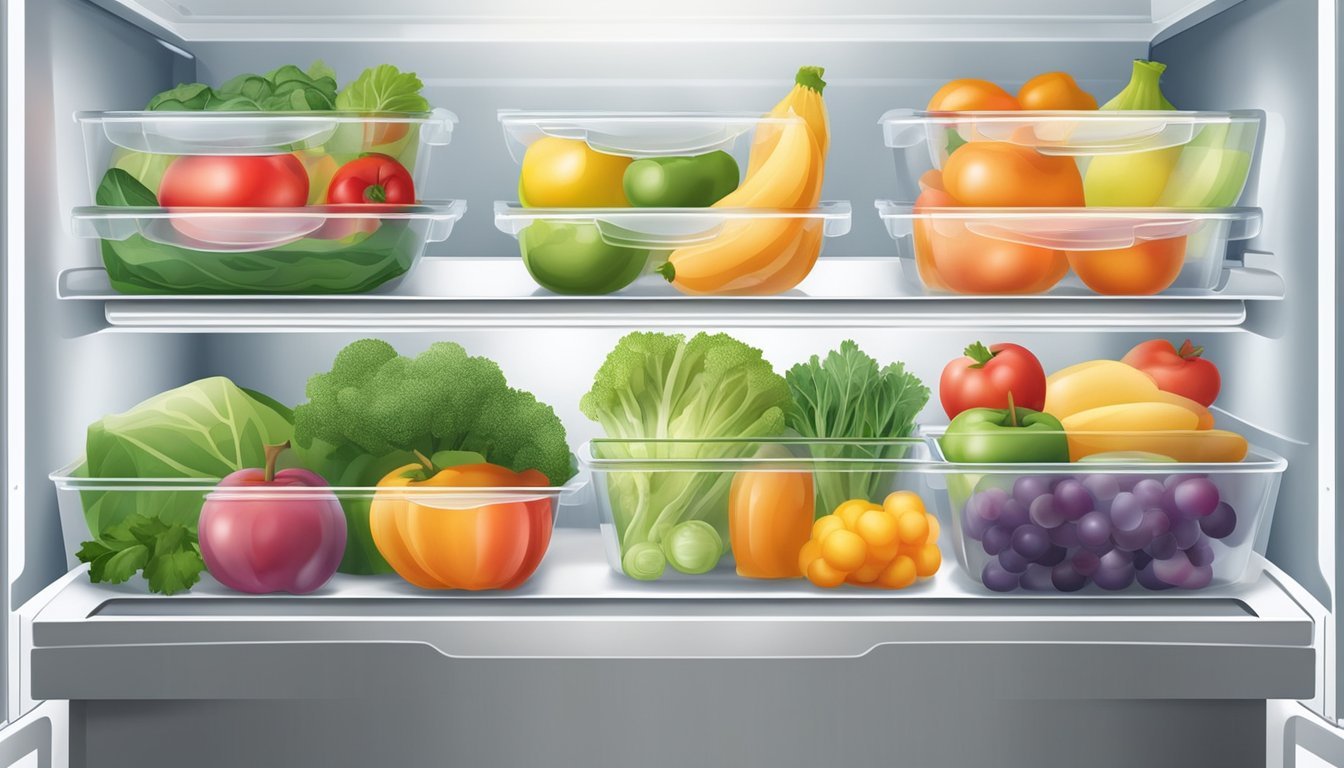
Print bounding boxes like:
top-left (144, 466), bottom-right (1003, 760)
top-left (660, 67), bottom-right (830, 295)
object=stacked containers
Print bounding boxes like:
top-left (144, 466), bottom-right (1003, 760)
top-left (875, 63), bottom-right (1265, 297)
top-left (493, 70), bottom-right (851, 297)
top-left (72, 109), bottom-right (465, 294)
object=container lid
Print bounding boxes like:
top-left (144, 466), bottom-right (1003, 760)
top-left (875, 201), bottom-right (1261, 251)
top-left (496, 201), bottom-right (851, 249)
top-left (498, 110), bottom-right (804, 162)
top-left (879, 109), bottom-right (1263, 155)
top-left (581, 437), bottom-right (932, 471)
top-left (72, 199), bottom-right (467, 253)
top-left (77, 107), bottom-right (457, 154)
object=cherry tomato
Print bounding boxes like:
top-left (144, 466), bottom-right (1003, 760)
top-left (942, 142), bottom-right (1084, 207)
top-left (1121, 338), bottom-right (1222, 407)
top-left (940, 341), bottom-right (1048, 418)
top-left (927, 79), bottom-right (1020, 111)
top-left (159, 155), bottom-right (309, 208)
top-left (1016, 72), bottom-right (1098, 110)
top-left (1067, 236), bottom-right (1186, 296)
top-left (922, 227), bottom-right (1068, 294)
top-left (326, 153), bottom-right (416, 205)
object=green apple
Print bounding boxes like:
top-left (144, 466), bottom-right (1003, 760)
top-left (940, 406), bottom-right (1070, 464)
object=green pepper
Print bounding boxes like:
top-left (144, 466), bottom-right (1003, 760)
top-left (519, 220), bottom-right (648, 295)
top-left (622, 151), bottom-right (739, 207)
top-left (940, 405), bottom-right (1070, 464)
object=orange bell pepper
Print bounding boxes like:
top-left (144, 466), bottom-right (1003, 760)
top-left (370, 452), bottom-right (553, 590)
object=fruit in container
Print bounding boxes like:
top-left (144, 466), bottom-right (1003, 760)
top-left (326, 153), bottom-right (415, 205)
top-left (519, 136), bottom-right (631, 207)
top-left (1065, 429), bottom-right (1248, 463)
top-left (921, 227), bottom-right (1069, 294)
top-left (519, 220), bottom-right (649, 295)
top-left (962, 471), bottom-right (1238, 592)
top-left (369, 450), bottom-right (555, 590)
top-left (660, 66), bottom-right (829, 295)
top-left (801, 492), bottom-right (940, 589)
top-left (1121, 339), bottom-right (1222, 407)
top-left (1157, 123), bottom-right (1254, 207)
top-left (1066, 236), bottom-right (1187, 296)
top-left (926, 79), bottom-right (1020, 111)
top-left (198, 441), bottom-right (346, 595)
top-left (940, 402), bottom-right (1071, 464)
top-left (1044, 359), bottom-right (1212, 426)
top-left (1083, 60), bottom-right (1182, 207)
top-left (940, 341), bottom-right (1047, 419)
top-left (159, 154), bottom-right (310, 208)
top-left (941, 142), bottom-right (1085, 207)
top-left (1061, 402), bottom-right (1201, 433)
top-left (728, 445), bottom-right (815, 579)
top-left (622, 151), bottom-right (739, 207)
top-left (1016, 72), bottom-right (1097, 111)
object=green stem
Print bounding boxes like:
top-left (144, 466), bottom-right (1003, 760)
top-left (364, 184), bottom-right (387, 203)
top-left (795, 66), bottom-right (827, 94)
top-left (263, 440), bottom-right (290, 483)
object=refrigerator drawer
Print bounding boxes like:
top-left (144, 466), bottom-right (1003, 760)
top-left (29, 530), bottom-right (1315, 702)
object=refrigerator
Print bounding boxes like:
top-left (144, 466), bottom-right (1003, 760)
top-left (0, 0), bottom-right (1340, 765)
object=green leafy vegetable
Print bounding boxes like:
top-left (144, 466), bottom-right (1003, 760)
top-left (146, 61), bottom-right (338, 112)
top-left (335, 64), bottom-right (430, 113)
top-left (293, 339), bottom-right (574, 574)
top-left (580, 332), bottom-right (790, 577)
top-left (76, 377), bottom-right (292, 594)
top-left (94, 170), bottom-right (419, 295)
top-left (784, 341), bottom-right (930, 515)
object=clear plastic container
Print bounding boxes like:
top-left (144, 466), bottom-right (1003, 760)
top-left (921, 428), bottom-right (1286, 593)
top-left (77, 109), bottom-right (457, 204)
top-left (876, 202), bottom-right (1261, 296)
top-left (500, 110), bottom-right (800, 164)
top-left (494, 202), bottom-right (851, 296)
top-left (880, 109), bottom-right (1263, 207)
top-left (50, 460), bottom-right (585, 592)
top-left (580, 438), bottom-right (935, 583)
top-left (71, 200), bottom-right (466, 294)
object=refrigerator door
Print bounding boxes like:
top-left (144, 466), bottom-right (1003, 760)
top-left (0, 701), bottom-right (67, 768)
top-left (1269, 700), bottom-right (1344, 768)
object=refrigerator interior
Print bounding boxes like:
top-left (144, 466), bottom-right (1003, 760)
top-left (3, 0), bottom-right (1340, 762)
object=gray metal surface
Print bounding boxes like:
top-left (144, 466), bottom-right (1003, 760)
top-left (27, 531), bottom-right (1316, 702)
top-left (70, 697), bottom-right (1267, 768)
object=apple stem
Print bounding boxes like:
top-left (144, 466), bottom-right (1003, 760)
top-left (263, 440), bottom-right (290, 483)
top-left (1007, 391), bottom-right (1018, 427)
top-left (412, 449), bottom-right (435, 473)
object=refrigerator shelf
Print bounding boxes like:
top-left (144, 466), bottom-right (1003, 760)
top-left (27, 528), bottom-right (1314, 701)
top-left (56, 256), bottom-right (1282, 331)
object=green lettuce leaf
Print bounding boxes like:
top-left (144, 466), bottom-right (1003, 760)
top-left (335, 64), bottom-right (429, 113)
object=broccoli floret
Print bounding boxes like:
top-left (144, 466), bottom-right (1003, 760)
top-left (293, 339), bottom-right (574, 574)
top-left (581, 332), bottom-right (790, 574)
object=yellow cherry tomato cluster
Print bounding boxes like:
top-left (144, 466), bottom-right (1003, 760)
top-left (799, 491), bottom-right (942, 589)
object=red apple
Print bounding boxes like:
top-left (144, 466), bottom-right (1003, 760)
top-left (199, 442), bottom-right (346, 594)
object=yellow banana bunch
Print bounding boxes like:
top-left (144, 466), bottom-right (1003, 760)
top-left (1044, 360), bottom-right (1247, 462)
top-left (659, 67), bottom-right (829, 295)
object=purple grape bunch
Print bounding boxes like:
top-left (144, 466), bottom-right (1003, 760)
top-left (964, 472), bottom-right (1236, 593)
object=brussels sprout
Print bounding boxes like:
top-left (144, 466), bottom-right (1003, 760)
top-left (661, 520), bottom-right (723, 575)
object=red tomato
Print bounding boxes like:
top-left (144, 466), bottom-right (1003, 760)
top-left (1067, 237), bottom-right (1187, 296)
top-left (942, 142), bottom-right (1084, 208)
top-left (940, 341), bottom-right (1048, 419)
top-left (326, 153), bottom-right (416, 205)
top-left (1121, 339), bottom-right (1222, 407)
top-left (159, 155), bottom-right (309, 208)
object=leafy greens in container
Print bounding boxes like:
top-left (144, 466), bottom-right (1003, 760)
top-left (581, 331), bottom-right (791, 579)
top-left (785, 341), bottom-right (930, 515)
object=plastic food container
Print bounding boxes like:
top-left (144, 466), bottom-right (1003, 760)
top-left (922, 429), bottom-right (1286, 593)
top-left (494, 202), bottom-right (852, 296)
top-left (876, 202), bottom-right (1261, 296)
top-left (71, 201), bottom-right (465, 294)
top-left (77, 109), bottom-right (456, 203)
top-left (580, 438), bottom-right (935, 582)
top-left (880, 110), bottom-right (1263, 208)
top-left (51, 461), bottom-right (584, 591)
